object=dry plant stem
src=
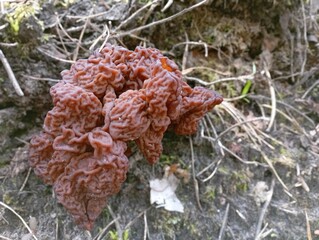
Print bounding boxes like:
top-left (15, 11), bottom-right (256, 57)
top-left (305, 210), bottom-right (313, 240)
top-left (0, 49), bottom-right (24, 96)
top-left (115, 1), bottom-right (158, 31)
top-left (300, 0), bottom-right (308, 76)
top-left (250, 95), bottom-right (315, 127)
top-left (223, 95), bottom-right (248, 102)
top-left (107, 205), bottom-right (123, 240)
top-left (196, 158), bottom-right (221, 178)
top-left (90, 25), bottom-right (109, 50)
top-left (259, 149), bottom-right (289, 191)
top-left (174, 41), bottom-right (209, 57)
top-left (262, 104), bottom-right (303, 131)
top-left (93, 217), bottom-right (120, 240)
top-left (182, 66), bottom-right (231, 76)
top-left (204, 115), bottom-right (225, 156)
top-left (215, 117), bottom-right (270, 141)
top-left (302, 79), bottom-right (319, 98)
top-left (254, 128), bottom-right (286, 148)
top-left (143, 211), bottom-right (149, 240)
top-left (98, 24), bottom-right (110, 52)
top-left (182, 33), bottom-right (189, 71)
top-left (58, 18), bottom-right (77, 43)
top-left (254, 177), bottom-right (275, 240)
top-left (125, 207), bottom-right (151, 230)
top-left (19, 167), bottom-right (32, 192)
top-left (202, 159), bottom-right (222, 182)
top-left (0, 236), bottom-right (12, 240)
top-left (220, 144), bottom-right (267, 167)
top-left (189, 137), bottom-right (203, 211)
top-left (37, 47), bottom-right (75, 63)
top-left (112, 0), bottom-right (209, 39)
top-left (73, 9), bottom-right (93, 61)
top-left (185, 75), bottom-right (246, 86)
top-left (218, 203), bottom-right (230, 240)
top-left (0, 42), bottom-right (18, 47)
top-left (264, 71), bottom-right (277, 132)
top-left (0, 201), bottom-right (38, 240)
top-left (55, 217), bottom-right (58, 240)
top-left (161, 0), bottom-right (174, 12)
top-left (67, 10), bottom-right (111, 21)
top-left (56, 21), bottom-right (70, 60)
top-left (0, 235), bottom-right (12, 240)
top-left (22, 74), bottom-right (59, 82)
top-left (256, 223), bottom-right (273, 240)
top-left (220, 102), bottom-right (268, 148)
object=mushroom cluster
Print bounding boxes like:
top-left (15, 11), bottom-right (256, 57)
top-left (29, 44), bottom-right (223, 230)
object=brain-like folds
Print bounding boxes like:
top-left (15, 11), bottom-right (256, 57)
top-left (29, 44), bottom-right (223, 230)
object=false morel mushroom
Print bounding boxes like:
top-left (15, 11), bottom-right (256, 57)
top-left (29, 44), bottom-right (223, 230)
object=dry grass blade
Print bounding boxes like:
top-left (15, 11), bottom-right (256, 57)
top-left (0, 201), bottom-right (38, 240)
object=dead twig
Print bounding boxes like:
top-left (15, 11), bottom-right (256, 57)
top-left (0, 49), bottom-right (24, 96)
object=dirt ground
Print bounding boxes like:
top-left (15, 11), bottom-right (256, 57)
top-left (0, 0), bottom-right (319, 239)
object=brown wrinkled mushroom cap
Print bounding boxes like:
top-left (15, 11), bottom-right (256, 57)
top-left (29, 44), bottom-right (222, 230)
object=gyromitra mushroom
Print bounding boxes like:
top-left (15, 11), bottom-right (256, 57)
top-left (29, 44), bottom-right (222, 230)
